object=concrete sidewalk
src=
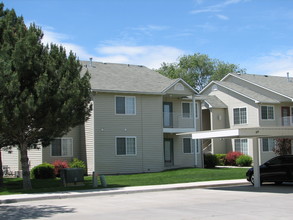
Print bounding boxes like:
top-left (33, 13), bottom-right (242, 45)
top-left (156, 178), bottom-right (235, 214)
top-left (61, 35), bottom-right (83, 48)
top-left (0, 179), bottom-right (249, 204)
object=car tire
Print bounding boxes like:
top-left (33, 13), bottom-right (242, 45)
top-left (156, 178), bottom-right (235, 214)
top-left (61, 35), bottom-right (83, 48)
top-left (250, 174), bottom-right (262, 186)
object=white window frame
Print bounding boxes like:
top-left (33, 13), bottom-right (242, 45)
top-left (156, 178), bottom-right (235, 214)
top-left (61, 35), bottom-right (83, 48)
top-left (234, 138), bottom-right (248, 155)
top-left (291, 107), bottom-right (293, 124)
top-left (233, 107), bottom-right (247, 125)
top-left (260, 105), bottom-right (275, 120)
top-left (115, 96), bottom-right (136, 115)
top-left (51, 138), bottom-right (73, 157)
top-left (115, 136), bottom-right (137, 156)
top-left (261, 138), bottom-right (275, 152)
top-left (182, 138), bottom-right (194, 154)
top-left (181, 102), bottom-right (199, 119)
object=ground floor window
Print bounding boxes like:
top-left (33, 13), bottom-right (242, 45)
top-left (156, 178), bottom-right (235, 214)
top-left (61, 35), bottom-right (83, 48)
top-left (51, 138), bottom-right (73, 157)
top-left (262, 138), bottom-right (275, 152)
top-left (116, 136), bottom-right (136, 155)
top-left (183, 138), bottom-right (193, 154)
top-left (234, 139), bottom-right (248, 155)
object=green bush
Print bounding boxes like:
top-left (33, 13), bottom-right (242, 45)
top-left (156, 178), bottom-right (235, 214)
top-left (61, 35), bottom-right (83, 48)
top-left (69, 158), bottom-right (86, 173)
top-left (236, 155), bottom-right (252, 167)
top-left (31, 163), bottom-right (55, 179)
top-left (215, 154), bottom-right (226, 165)
top-left (204, 154), bottom-right (218, 168)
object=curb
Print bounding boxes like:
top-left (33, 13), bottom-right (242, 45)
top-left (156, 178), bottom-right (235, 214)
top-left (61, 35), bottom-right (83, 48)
top-left (0, 179), bottom-right (249, 204)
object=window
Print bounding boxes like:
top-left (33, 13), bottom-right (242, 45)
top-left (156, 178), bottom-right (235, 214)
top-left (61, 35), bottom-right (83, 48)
top-left (182, 102), bottom-right (198, 118)
top-left (116, 137), bottom-right (136, 155)
top-left (233, 107), bottom-right (247, 124)
top-left (261, 106), bottom-right (274, 120)
top-left (262, 138), bottom-right (275, 152)
top-left (116, 96), bottom-right (136, 115)
top-left (234, 139), bottom-right (248, 155)
top-left (51, 138), bottom-right (73, 157)
top-left (182, 103), bottom-right (191, 118)
top-left (183, 138), bottom-right (194, 154)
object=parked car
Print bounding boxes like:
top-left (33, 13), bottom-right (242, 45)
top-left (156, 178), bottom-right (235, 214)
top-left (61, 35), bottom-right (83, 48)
top-left (246, 155), bottom-right (293, 185)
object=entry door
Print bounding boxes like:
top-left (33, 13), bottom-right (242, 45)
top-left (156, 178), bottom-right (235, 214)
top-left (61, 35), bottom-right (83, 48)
top-left (164, 139), bottom-right (174, 166)
top-left (282, 107), bottom-right (290, 126)
top-left (163, 102), bottom-right (173, 128)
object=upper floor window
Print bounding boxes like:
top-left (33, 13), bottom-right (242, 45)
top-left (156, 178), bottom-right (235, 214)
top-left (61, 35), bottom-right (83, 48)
top-left (233, 107), bottom-right (247, 124)
top-left (51, 138), bottom-right (73, 157)
top-left (262, 138), bottom-right (275, 152)
top-left (234, 139), bottom-right (248, 155)
top-left (261, 106), bottom-right (274, 120)
top-left (182, 102), bottom-right (198, 118)
top-left (116, 136), bottom-right (136, 156)
top-left (116, 96), bottom-right (136, 115)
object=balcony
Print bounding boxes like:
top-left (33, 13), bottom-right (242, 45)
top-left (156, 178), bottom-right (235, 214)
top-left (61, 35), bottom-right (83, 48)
top-left (163, 113), bottom-right (196, 133)
top-left (281, 116), bottom-right (293, 126)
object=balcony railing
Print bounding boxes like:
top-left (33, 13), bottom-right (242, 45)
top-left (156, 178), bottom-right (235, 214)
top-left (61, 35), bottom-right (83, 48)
top-left (163, 113), bottom-right (195, 129)
top-left (281, 116), bottom-right (293, 126)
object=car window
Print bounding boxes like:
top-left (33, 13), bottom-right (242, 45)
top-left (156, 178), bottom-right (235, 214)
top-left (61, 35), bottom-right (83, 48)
top-left (268, 157), bottom-right (282, 165)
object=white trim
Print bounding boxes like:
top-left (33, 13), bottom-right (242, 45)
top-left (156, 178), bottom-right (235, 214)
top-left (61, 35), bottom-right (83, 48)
top-left (115, 95), bottom-right (136, 115)
top-left (162, 78), bottom-right (198, 94)
top-left (233, 138), bottom-right (249, 155)
top-left (115, 136), bottom-right (137, 156)
top-left (50, 137), bottom-right (73, 157)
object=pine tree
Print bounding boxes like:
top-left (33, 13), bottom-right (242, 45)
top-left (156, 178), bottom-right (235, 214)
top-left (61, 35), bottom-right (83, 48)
top-left (0, 3), bottom-right (92, 190)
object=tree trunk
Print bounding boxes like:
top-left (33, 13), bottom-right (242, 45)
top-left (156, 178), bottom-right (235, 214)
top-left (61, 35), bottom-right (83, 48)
top-left (20, 143), bottom-right (32, 190)
top-left (0, 150), bottom-right (3, 188)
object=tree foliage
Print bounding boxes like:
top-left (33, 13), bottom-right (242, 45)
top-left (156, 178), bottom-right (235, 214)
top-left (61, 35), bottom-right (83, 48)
top-left (273, 138), bottom-right (292, 156)
top-left (157, 53), bottom-right (246, 92)
top-left (0, 3), bottom-right (92, 190)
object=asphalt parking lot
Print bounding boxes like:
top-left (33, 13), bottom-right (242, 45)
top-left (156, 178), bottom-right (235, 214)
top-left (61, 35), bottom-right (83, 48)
top-left (1, 183), bottom-right (293, 220)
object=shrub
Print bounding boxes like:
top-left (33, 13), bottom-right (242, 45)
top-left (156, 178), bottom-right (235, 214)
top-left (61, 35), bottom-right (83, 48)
top-left (69, 158), bottom-right (86, 174)
top-left (204, 154), bottom-right (218, 168)
top-left (225, 151), bottom-right (243, 166)
top-left (236, 155), bottom-right (252, 167)
top-left (31, 163), bottom-right (55, 179)
top-left (215, 154), bottom-right (226, 165)
top-left (52, 160), bottom-right (69, 177)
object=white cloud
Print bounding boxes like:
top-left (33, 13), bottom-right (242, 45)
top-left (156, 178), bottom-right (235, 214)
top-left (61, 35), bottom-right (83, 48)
top-left (216, 14), bottom-right (229, 20)
top-left (95, 45), bottom-right (185, 69)
top-left (191, 0), bottom-right (244, 14)
top-left (245, 50), bottom-right (293, 76)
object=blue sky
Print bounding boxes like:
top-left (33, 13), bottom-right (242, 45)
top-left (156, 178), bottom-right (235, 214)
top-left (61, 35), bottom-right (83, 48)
top-left (2, 0), bottom-right (293, 76)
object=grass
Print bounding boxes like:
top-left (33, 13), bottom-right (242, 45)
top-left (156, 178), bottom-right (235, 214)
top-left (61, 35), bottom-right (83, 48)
top-left (0, 168), bottom-right (247, 196)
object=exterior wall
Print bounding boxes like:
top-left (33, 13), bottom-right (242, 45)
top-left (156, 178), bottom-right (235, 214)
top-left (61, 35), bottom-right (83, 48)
top-left (27, 147), bottom-right (42, 170)
top-left (84, 106), bottom-right (95, 175)
top-left (1, 148), bottom-right (20, 174)
top-left (93, 93), bottom-right (164, 174)
top-left (42, 126), bottom-right (82, 164)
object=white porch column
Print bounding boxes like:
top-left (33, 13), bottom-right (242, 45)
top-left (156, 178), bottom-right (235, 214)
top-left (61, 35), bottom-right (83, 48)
top-left (252, 137), bottom-right (261, 187)
top-left (192, 95), bottom-right (198, 167)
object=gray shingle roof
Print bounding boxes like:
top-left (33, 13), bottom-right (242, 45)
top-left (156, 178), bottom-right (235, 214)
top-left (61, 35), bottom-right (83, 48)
top-left (200, 95), bottom-right (227, 108)
top-left (80, 61), bottom-right (177, 94)
top-left (230, 73), bottom-right (293, 100)
top-left (215, 81), bottom-right (280, 104)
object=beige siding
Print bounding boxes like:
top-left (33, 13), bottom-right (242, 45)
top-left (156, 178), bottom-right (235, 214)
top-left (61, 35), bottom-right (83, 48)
top-left (84, 104), bottom-right (95, 175)
top-left (93, 93), bottom-right (164, 174)
top-left (1, 148), bottom-right (20, 174)
top-left (27, 147), bottom-right (42, 169)
top-left (42, 126), bottom-right (81, 164)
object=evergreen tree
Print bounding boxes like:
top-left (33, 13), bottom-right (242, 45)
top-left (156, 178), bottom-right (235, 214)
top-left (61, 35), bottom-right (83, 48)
top-left (0, 3), bottom-right (92, 190)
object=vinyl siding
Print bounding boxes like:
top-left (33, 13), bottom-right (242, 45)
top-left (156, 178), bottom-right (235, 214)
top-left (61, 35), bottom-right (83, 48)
top-left (27, 147), bottom-right (42, 169)
top-left (84, 105), bottom-right (95, 175)
top-left (42, 126), bottom-right (81, 164)
top-left (93, 93), bottom-right (164, 174)
top-left (1, 148), bottom-right (19, 174)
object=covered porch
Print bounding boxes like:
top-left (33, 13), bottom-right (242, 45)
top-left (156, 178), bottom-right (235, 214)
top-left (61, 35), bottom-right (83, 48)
top-left (188, 127), bottom-right (293, 187)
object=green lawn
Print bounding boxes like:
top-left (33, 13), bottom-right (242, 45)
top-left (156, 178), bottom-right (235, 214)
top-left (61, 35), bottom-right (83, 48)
top-left (0, 168), bottom-right (247, 196)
